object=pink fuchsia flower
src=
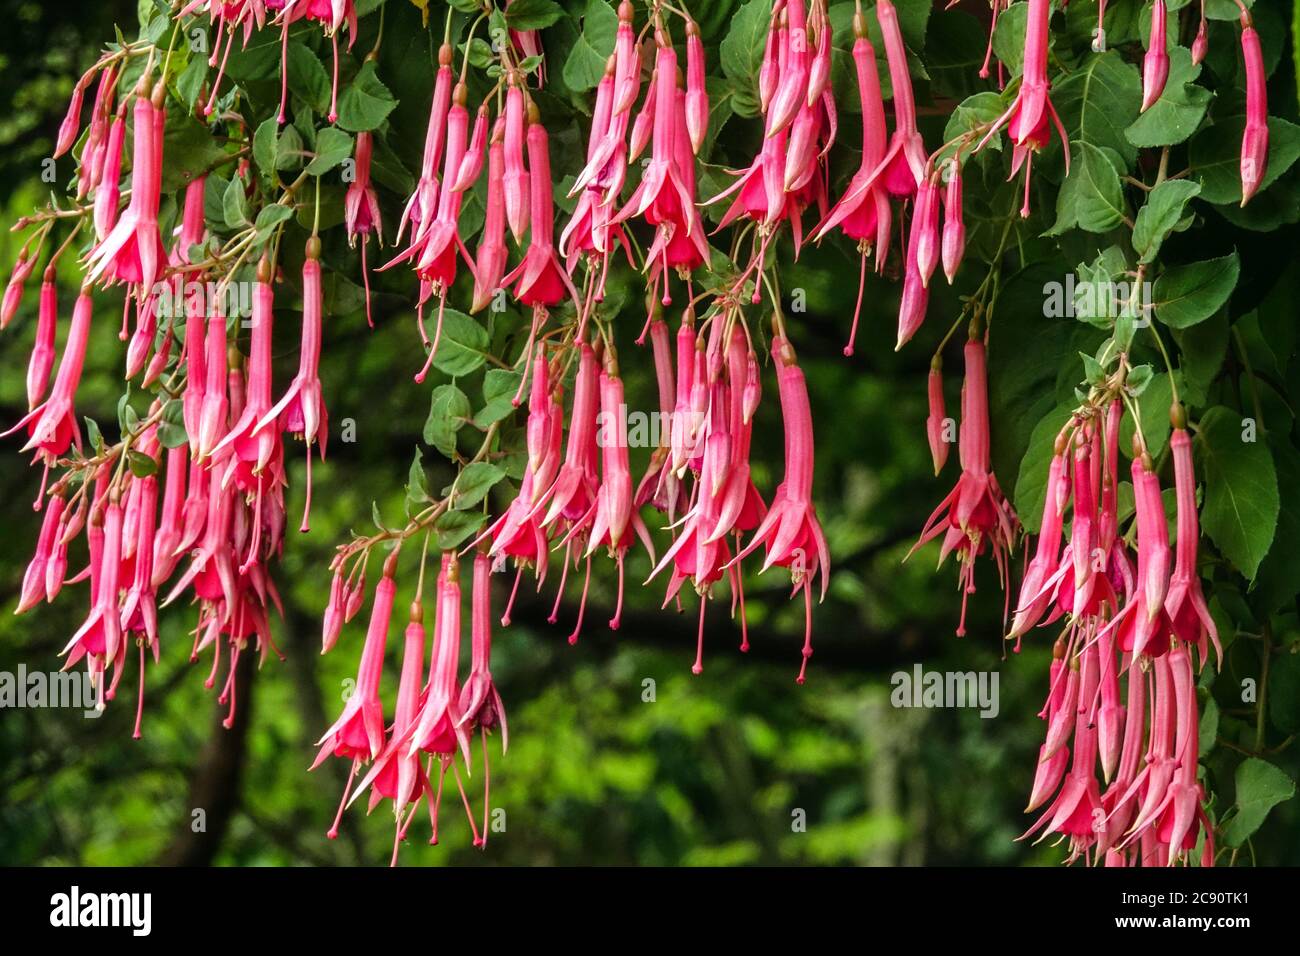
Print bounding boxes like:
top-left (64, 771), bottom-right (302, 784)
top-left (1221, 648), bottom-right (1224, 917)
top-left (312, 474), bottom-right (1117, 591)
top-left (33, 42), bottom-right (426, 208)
top-left (1024, 638), bottom-right (1071, 812)
top-left (730, 333), bottom-right (829, 683)
top-left (925, 358), bottom-right (951, 477)
top-left (471, 118), bottom-right (509, 314)
top-left (353, 594), bottom-right (435, 864)
top-left (276, 0), bottom-right (356, 123)
top-left (395, 43), bottom-right (454, 246)
top-left (1238, 13), bottom-right (1269, 205)
top-left (502, 81), bottom-right (530, 245)
top-left (258, 237), bottom-right (329, 532)
top-left (813, 10), bottom-right (891, 354)
top-left (93, 109), bottom-right (127, 242)
top-left (344, 131), bottom-right (383, 327)
top-left (1141, 0), bottom-right (1169, 112)
top-left (66, 494), bottom-right (126, 669)
top-left (456, 549), bottom-right (509, 847)
top-left (312, 549), bottom-right (398, 832)
top-left (1, 247), bottom-right (40, 330)
top-left (976, 0), bottom-right (1071, 217)
top-left (18, 490), bottom-right (66, 614)
top-left (684, 18), bottom-right (708, 154)
top-left (941, 160), bottom-right (966, 283)
top-left (5, 287), bottom-right (93, 464)
top-left (150, 444), bottom-right (189, 589)
top-left (86, 79), bottom-right (167, 298)
top-left (1007, 438), bottom-right (1068, 645)
top-left (504, 108), bottom-right (580, 309)
top-left (875, 0), bottom-right (926, 197)
top-left (75, 65), bottom-right (120, 201)
top-left (584, 352), bottom-right (657, 630)
top-left (26, 270), bottom-right (58, 410)
top-left (1191, 1), bottom-right (1209, 65)
top-left (766, 0), bottom-right (810, 138)
top-left (1114, 453), bottom-right (1172, 660)
top-left (1164, 414), bottom-right (1221, 669)
top-left (909, 330), bottom-right (1018, 637)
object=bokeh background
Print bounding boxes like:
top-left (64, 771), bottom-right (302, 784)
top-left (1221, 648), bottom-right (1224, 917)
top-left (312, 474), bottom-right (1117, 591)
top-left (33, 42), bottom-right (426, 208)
top-left (1, 0), bottom-right (1298, 866)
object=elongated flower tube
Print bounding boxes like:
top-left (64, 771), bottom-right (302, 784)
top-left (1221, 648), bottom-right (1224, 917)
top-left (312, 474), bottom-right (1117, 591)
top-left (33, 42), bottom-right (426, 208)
top-left (258, 238), bottom-right (329, 532)
top-left (976, 0), bottom-right (1070, 216)
top-left (876, 0), bottom-right (926, 197)
top-left (1141, 0), bottom-right (1169, 112)
top-left (457, 549), bottom-right (509, 846)
top-left (344, 131), bottom-right (383, 327)
top-left (1, 249), bottom-right (38, 330)
top-left (941, 160), bottom-right (966, 284)
top-left (813, 9), bottom-right (890, 354)
top-left (1164, 413), bottom-right (1222, 669)
top-left (909, 328), bottom-right (1018, 636)
top-left (684, 18), bottom-right (708, 154)
top-left (472, 119), bottom-right (509, 314)
top-left (395, 43), bottom-right (453, 247)
top-left (912, 176), bottom-right (941, 287)
top-left (67, 495), bottom-right (125, 667)
top-left (93, 110), bottom-right (126, 242)
top-left (1008, 439), bottom-right (1069, 644)
top-left (5, 287), bottom-right (93, 462)
top-left (925, 358), bottom-right (950, 476)
top-left (1025, 638), bottom-right (1072, 812)
top-left (503, 81), bottom-right (530, 245)
top-left (1238, 14), bottom-right (1268, 205)
top-left (86, 79), bottom-right (167, 297)
top-left (767, 0), bottom-right (809, 137)
top-left (408, 555), bottom-right (473, 765)
top-left (26, 270), bottom-right (58, 410)
top-left (730, 334), bottom-right (829, 683)
top-left (504, 111), bottom-right (578, 308)
top-left (18, 492), bottom-right (65, 614)
top-left (312, 550), bottom-right (397, 772)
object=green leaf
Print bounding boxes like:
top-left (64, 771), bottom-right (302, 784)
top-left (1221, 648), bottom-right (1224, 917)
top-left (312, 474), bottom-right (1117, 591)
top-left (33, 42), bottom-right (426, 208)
top-left (222, 176), bottom-right (250, 229)
top-left (434, 509), bottom-right (487, 551)
top-left (84, 417), bottom-right (105, 455)
top-left (252, 117), bottom-right (280, 185)
top-left (1191, 114), bottom-right (1300, 205)
top-left (1198, 695), bottom-right (1219, 759)
top-left (276, 124), bottom-right (305, 171)
top-left (943, 92), bottom-right (1005, 154)
top-left (721, 0), bottom-right (772, 116)
top-left (1152, 251), bottom-right (1239, 329)
top-left (127, 449), bottom-right (157, 478)
top-left (990, 0), bottom-right (1028, 75)
top-left (1012, 404), bottom-right (1071, 533)
top-left (287, 41), bottom-right (332, 115)
top-left (431, 310), bottom-right (491, 377)
top-left (1132, 179), bottom-right (1201, 263)
top-left (1125, 47), bottom-right (1212, 148)
top-left (253, 204), bottom-right (295, 244)
top-left (1048, 142), bottom-right (1126, 234)
top-left (1195, 405), bottom-right (1280, 580)
top-left (1253, 439), bottom-right (1300, 616)
top-left (306, 127), bottom-right (355, 175)
top-left (1223, 758), bottom-right (1295, 847)
top-left (336, 61), bottom-right (398, 132)
top-left (424, 385), bottom-right (471, 458)
top-left (156, 399), bottom-right (187, 449)
top-left (176, 50), bottom-right (207, 110)
top-left (505, 0), bottom-right (564, 30)
top-left (1054, 51), bottom-right (1143, 167)
top-left (561, 0), bottom-right (619, 93)
top-left (161, 114), bottom-right (228, 194)
top-left (406, 450), bottom-right (431, 516)
top-left (450, 462), bottom-right (506, 511)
